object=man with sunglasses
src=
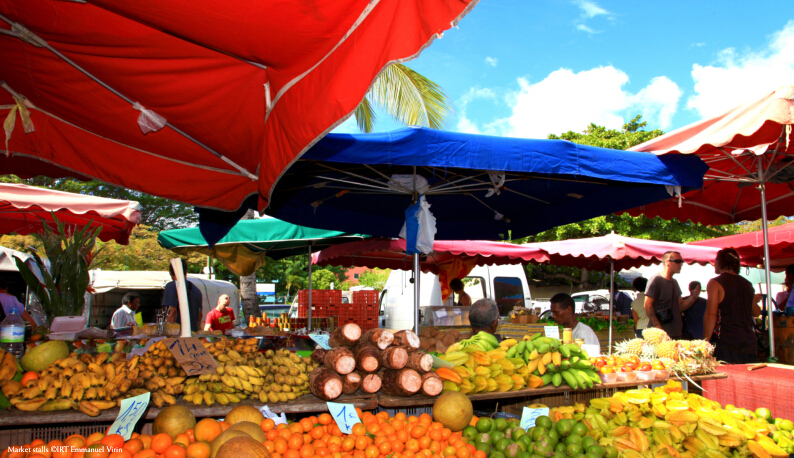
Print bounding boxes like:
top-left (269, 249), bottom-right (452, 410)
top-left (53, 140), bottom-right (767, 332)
top-left (644, 251), bottom-right (701, 339)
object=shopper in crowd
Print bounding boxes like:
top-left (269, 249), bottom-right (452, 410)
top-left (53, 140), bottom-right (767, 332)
top-left (165, 258), bottom-right (204, 332)
top-left (644, 251), bottom-right (701, 339)
top-left (469, 298), bottom-right (501, 341)
top-left (704, 248), bottom-right (761, 364)
top-left (631, 277), bottom-right (649, 338)
top-left (110, 292), bottom-right (140, 329)
top-left (776, 265), bottom-right (794, 311)
top-left (450, 278), bottom-right (472, 307)
top-left (550, 293), bottom-right (599, 346)
top-left (0, 278), bottom-right (37, 327)
top-left (204, 294), bottom-right (235, 333)
top-left (612, 280), bottom-right (633, 316)
top-left (682, 281), bottom-right (707, 340)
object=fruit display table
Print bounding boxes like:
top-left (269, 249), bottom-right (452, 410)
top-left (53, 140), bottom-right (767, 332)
top-left (0, 393), bottom-right (378, 427)
top-left (702, 363), bottom-right (794, 421)
top-left (376, 372), bottom-right (727, 407)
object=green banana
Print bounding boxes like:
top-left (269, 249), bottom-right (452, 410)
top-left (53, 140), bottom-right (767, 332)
top-left (560, 345), bottom-right (571, 358)
top-left (561, 370), bottom-right (578, 389)
top-left (552, 373), bottom-right (562, 387)
top-left (507, 346), bottom-right (517, 358)
top-left (516, 340), bottom-right (526, 354)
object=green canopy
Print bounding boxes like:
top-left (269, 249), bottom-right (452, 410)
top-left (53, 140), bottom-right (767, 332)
top-left (158, 218), bottom-right (367, 276)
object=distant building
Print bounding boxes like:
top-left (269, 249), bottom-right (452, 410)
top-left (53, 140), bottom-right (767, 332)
top-left (345, 266), bottom-right (370, 285)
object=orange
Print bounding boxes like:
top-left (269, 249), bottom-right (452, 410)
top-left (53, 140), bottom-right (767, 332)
top-left (473, 451), bottom-right (486, 458)
top-left (378, 443), bottom-right (391, 455)
top-left (263, 442), bottom-right (275, 454)
top-left (173, 435), bottom-right (190, 449)
top-left (261, 419), bottom-right (277, 433)
top-left (278, 430), bottom-right (293, 441)
top-left (132, 450), bottom-right (156, 458)
top-left (441, 429), bottom-right (452, 441)
top-left (300, 419), bottom-right (314, 433)
top-left (396, 431), bottom-right (409, 444)
top-left (418, 437), bottom-right (431, 450)
top-left (267, 430), bottom-right (280, 441)
top-left (410, 427), bottom-right (426, 440)
top-left (365, 424), bottom-right (379, 436)
top-left (427, 430), bottom-right (442, 443)
top-left (271, 454), bottom-right (281, 458)
top-left (102, 435), bottom-right (125, 451)
top-left (318, 414), bottom-right (333, 426)
top-left (124, 440), bottom-right (144, 456)
top-left (136, 436), bottom-right (152, 451)
top-left (299, 445), bottom-right (314, 458)
top-left (194, 419), bottom-right (222, 443)
top-left (185, 443), bottom-right (210, 458)
top-left (316, 448), bottom-right (330, 457)
top-left (342, 438), bottom-right (355, 452)
top-left (86, 434), bottom-right (105, 446)
top-left (395, 413), bottom-right (407, 421)
top-left (289, 424), bottom-right (304, 436)
top-left (391, 420), bottom-right (405, 431)
top-left (65, 436), bottom-right (87, 449)
top-left (283, 450), bottom-right (300, 458)
top-left (429, 442), bottom-right (441, 454)
top-left (455, 448), bottom-right (470, 458)
top-left (184, 430), bottom-right (195, 444)
top-left (442, 447), bottom-right (456, 457)
top-left (151, 434), bottom-right (172, 455)
top-left (20, 371), bottom-right (39, 387)
top-left (380, 424), bottom-right (395, 436)
top-left (351, 425), bottom-right (366, 438)
top-left (164, 445), bottom-right (186, 458)
top-left (363, 446), bottom-right (378, 458)
top-left (354, 437), bottom-right (368, 452)
top-left (274, 439), bottom-right (288, 454)
top-left (109, 451), bottom-right (132, 458)
top-left (219, 422), bottom-right (230, 432)
top-left (85, 444), bottom-right (110, 458)
top-left (468, 417), bottom-right (479, 428)
top-left (405, 440), bottom-right (419, 454)
top-left (391, 441), bottom-right (404, 454)
top-left (309, 427), bottom-right (324, 441)
top-left (288, 436), bottom-right (304, 451)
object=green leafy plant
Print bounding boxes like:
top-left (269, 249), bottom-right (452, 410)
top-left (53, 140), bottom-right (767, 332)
top-left (13, 213), bottom-right (102, 322)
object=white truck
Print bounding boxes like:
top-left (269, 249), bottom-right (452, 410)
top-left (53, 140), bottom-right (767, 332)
top-left (380, 263), bottom-right (545, 330)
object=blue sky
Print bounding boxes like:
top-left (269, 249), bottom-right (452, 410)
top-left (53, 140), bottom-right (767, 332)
top-left (335, 1), bottom-right (794, 139)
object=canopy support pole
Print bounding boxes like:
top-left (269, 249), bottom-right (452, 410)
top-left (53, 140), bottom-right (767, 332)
top-left (413, 253), bottom-right (420, 333)
top-left (758, 177), bottom-right (775, 359)
top-left (307, 243), bottom-right (313, 331)
top-left (608, 259), bottom-right (614, 356)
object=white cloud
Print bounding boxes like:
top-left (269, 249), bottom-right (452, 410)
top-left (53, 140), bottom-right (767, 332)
top-left (455, 88), bottom-right (497, 135)
top-left (576, 24), bottom-right (598, 34)
top-left (687, 20), bottom-right (794, 118)
top-left (472, 66), bottom-right (682, 139)
top-left (485, 57), bottom-right (498, 67)
top-left (575, 0), bottom-right (609, 18)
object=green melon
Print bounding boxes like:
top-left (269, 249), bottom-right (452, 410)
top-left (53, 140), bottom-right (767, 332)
top-left (21, 341), bottom-right (70, 372)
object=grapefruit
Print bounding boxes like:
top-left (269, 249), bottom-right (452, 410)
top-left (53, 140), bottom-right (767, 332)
top-left (210, 431), bottom-right (250, 458)
top-left (215, 437), bottom-right (269, 458)
top-left (227, 422), bottom-right (266, 443)
top-left (432, 391), bottom-right (473, 432)
top-left (152, 406), bottom-right (197, 439)
top-left (224, 406), bottom-right (264, 426)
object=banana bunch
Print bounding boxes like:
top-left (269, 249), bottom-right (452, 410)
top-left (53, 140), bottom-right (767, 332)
top-left (512, 333), bottom-right (600, 390)
top-left (5, 348), bottom-right (183, 416)
top-left (182, 347), bottom-right (319, 406)
top-left (579, 381), bottom-right (790, 458)
top-left (444, 331), bottom-right (499, 353)
top-left (437, 347), bottom-right (527, 394)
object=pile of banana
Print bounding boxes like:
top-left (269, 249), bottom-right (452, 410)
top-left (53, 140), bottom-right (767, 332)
top-left (3, 347), bottom-right (187, 417)
top-left (182, 347), bottom-right (319, 406)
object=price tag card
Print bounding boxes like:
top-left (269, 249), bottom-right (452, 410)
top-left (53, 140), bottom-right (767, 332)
top-left (544, 326), bottom-right (560, 339)
top-left (108, 392), bottom-right (150, 440)
top-left (309, 334), bottom-right (331, 350)
top-left (164, 337), bottom-right (218, 375)
top-left (431, 355), bottom-right (454, 369)
top-left (327, 402), bottom-right (361, 435)
top-left (260, 405), bottom-right (288, 426)
top-left (520, 406), bottom-right (550, 431)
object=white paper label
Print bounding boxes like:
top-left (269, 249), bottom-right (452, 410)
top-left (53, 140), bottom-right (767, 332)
top-left (309, 334), bottom-right (331, 350)
top-left (327, 402), bottom-right (361, 434)
top-left (544, 326), bottom-right (560, 339)
top-left (108, 392), bottom-right (150, 440)
top-left (520, 406), bottom-right (550, 431)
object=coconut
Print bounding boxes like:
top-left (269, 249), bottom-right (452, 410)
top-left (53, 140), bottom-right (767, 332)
top-left (20, 341), bottom-right (69, 372)
top-left (216, 436), bottom-right (270, 458)
top-left (211, 430), bottom-right (251, 458)
top-left (432, 391), bottom-right (473, 432)
top-left (228, 421), bottom-right (266, 443)
top-left (152, 405), bottom-right (197, 439)
top-left (224, 405), bottom-right (265, 425)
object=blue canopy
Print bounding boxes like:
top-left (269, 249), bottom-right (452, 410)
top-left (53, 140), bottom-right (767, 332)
top-left (202, 127), bottom-right (708, 242)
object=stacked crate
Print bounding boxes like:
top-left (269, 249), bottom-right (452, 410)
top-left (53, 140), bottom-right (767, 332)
top-left (297, 289), bottom-right (343, 318)
top-left (335, 290), bottom-right (380, 330)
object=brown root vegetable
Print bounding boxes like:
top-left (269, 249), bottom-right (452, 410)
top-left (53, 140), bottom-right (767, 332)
top-left (323, 347), bottom-right (356, 375)
top-left (442, 332), bottom-right (456, 347)
top-left (420, 372), bottom-right (443, 397)
top-left (418, 337), bottom-right (434, 350)
top-left (420, 328), bottom-right (433, 338)
top-left (380, 346), bottom-right (408, 370)
top-left (309, 368), bottom-right (343, 401)
top-left (429, 327), bottom-right (440, 337)
top-left (406, 351), bottom-right (433, 373)
top-left (359, 373), bottom-right (382, 394)
top-left (328, 323), bottom-right (362, 348)
top-left (380, 368), bottom-right (422, 397)
top-left (310, 348), bottom-right (327, 364)
top-left (433, 340), bottom-right (448, 354)
top-left (342, 372), bottom-right (361, 395)
top-left (353, 344), bottom-right (381, 373)
top-left (393, 330), bottom-right (420, 350)
top-left (361, 328), bottom-right (394, 350)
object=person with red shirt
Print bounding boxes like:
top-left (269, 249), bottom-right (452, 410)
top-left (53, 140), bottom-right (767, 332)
top-left (204, 294), bottom-right (236, 333)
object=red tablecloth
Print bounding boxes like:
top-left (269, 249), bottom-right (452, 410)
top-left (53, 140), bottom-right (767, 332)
top-left (702, 364), bottom-right (794, 420)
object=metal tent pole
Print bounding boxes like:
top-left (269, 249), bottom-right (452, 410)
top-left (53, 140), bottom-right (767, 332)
top-left (414, 253), bottom-right (420, 333)
top-left (307, 244), bottom-right (313, 331)
top-left (609, 259), bottom-right (614, 356)
top-left (759, 181), bottom-right (775, 358)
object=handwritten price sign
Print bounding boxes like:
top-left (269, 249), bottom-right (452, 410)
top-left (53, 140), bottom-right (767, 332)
top-left (108, 392), bottom-right (150, 440)
top-left (327, 402), bottom-right (361, 435)
top-left (164, 337), bottom-right (218, 375)
top-left (520, 406), bottom-right (550, 431)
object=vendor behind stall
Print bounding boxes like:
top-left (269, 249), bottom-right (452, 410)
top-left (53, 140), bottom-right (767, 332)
top-left (110, 292), bottom-right (140, 329)
top-left (0, 278), bottom-right (36, 327)
top-left (469, 298), bottom-right (501, 341)
top-left (450, 278), bottom-right (471, 307)
top-left (204, 294), bottom-right (235, 333)
top-left (550, 293), bottom-right (599, 346)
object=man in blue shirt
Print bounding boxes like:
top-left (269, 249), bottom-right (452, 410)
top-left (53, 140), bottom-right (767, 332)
top-left (682, 281), bottom-right (707, 340)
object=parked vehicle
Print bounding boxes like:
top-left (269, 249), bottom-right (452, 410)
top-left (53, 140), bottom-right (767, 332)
top-left (381, 263), bottom-right (540, 330)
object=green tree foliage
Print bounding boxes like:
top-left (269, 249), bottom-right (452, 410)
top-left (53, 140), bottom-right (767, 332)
top-left (0, 176), bottom-right (197, 231)
top-left (548, 115), bottom-right (665, 150)
top-left (310, 270), bottom-right (338, 290)
top-left (356, 268), bottom-right (390, 290)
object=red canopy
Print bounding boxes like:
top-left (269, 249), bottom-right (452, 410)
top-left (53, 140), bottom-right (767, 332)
top-left (689, 222), bottom-right (794, 271)
top-left (0, 183), bottom-right (141, 244)
top-left (624, 86), bottom-right (794, 225)
top-left (0, 0), bottom-right (476, 213)
top-left (524, 232), bottom-right (722, 272)
top-left (312, 238), bottom-right (550, 274)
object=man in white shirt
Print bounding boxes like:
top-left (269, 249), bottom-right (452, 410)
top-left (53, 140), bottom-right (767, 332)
top-left (549, 293), bottom-right (599, 347)
top-left (110, 292), bottom-right (140, 329)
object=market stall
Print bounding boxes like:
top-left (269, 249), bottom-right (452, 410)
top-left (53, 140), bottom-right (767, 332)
top-left (701, 363), bottom-right (794, 421)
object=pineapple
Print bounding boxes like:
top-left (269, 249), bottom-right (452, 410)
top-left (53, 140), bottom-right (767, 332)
top-left (640, 344), bottom-right (658, 362)
top-left (642, 327), bottom-right (671, 344)
top-left (656, 341), bottom-right (680, 361)
top-left (689, 339), bottom-right (714, 357)
top-left (624, 338), bottom-right (645, 356)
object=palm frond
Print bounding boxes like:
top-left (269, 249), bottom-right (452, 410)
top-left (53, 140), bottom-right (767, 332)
top-left (354, 97), bottom-right (377, 133)
top-left (365, 63), bottom-right (452, 130)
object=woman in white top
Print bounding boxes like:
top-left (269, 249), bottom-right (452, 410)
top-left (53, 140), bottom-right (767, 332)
top-left (631, 277), bottom-right (649, 338)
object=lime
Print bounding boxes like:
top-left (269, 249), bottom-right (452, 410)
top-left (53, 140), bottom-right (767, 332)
top-left (463, 426), bottom-right (478, 441)
top-left (505, 443), bottom-right (522, 458)
top-left (553, 453), bottom-right (567, 458)
top-left (497, 439), bottom-right (513, 453)
top-left (585, 452), bottom-right (601, 458)
top-left (604, 446), bottom-right (619, 458)
top-left (491, 431), bottom-right (506, 445)
top-left (756, 408), bottom-right (773, 422)
top-left (476, 443), bottom-right (492, 455)
top-left (513, 429), bottom-right (527, 441)
top-left (492, 452), bottom-right (506, 458)
top-left (780, 419), bottom-right (794, 432)
top-left (518, 436), bottom-right (533, 449)
top-left (477, 419), bottom-right (493, 433)
top-left (581, 437), bottom-right (596, 450)
top-left (565, 435), bottom-right (583, 446)
top-left (531, 427), bottom-right (548, 442)
top-left (496, 418), bottom-right (509, 431)
top-left (566, 444), bottom-right (582, 456)
top-left (586, 445), bottom-right (605, 458)
top-left (530, 455), bottom-right (546, 458)
top-left (555, 443), bottom-right (567, 454)
top-left (556, 419), bottom-right (573, 437)
top-left (534, 443), bottom-right (553, 457)
top-left (547, 429), bottom-right (559, 448)
top-left (572, 422), bottom-right (589, 437)
top-left (517, 452), bottom-right (531, 458)
top-left (536, 416), bottom-right (553, 430)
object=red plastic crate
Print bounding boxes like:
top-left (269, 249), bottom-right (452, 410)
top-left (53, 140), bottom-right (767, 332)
top-left (338, 316), bottom-right (379, 331)
top-left (352, 290), bottom-right (380, 305)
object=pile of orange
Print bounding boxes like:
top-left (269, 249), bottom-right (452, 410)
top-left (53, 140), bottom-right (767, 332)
top-left (2, 410), bottom-right (480, 458)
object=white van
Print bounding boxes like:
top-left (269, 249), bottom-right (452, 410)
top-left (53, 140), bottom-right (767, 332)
top-left (86, 270), bottom-right (240, 329)
top-left (381, 263), bottom-right (536, 330)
